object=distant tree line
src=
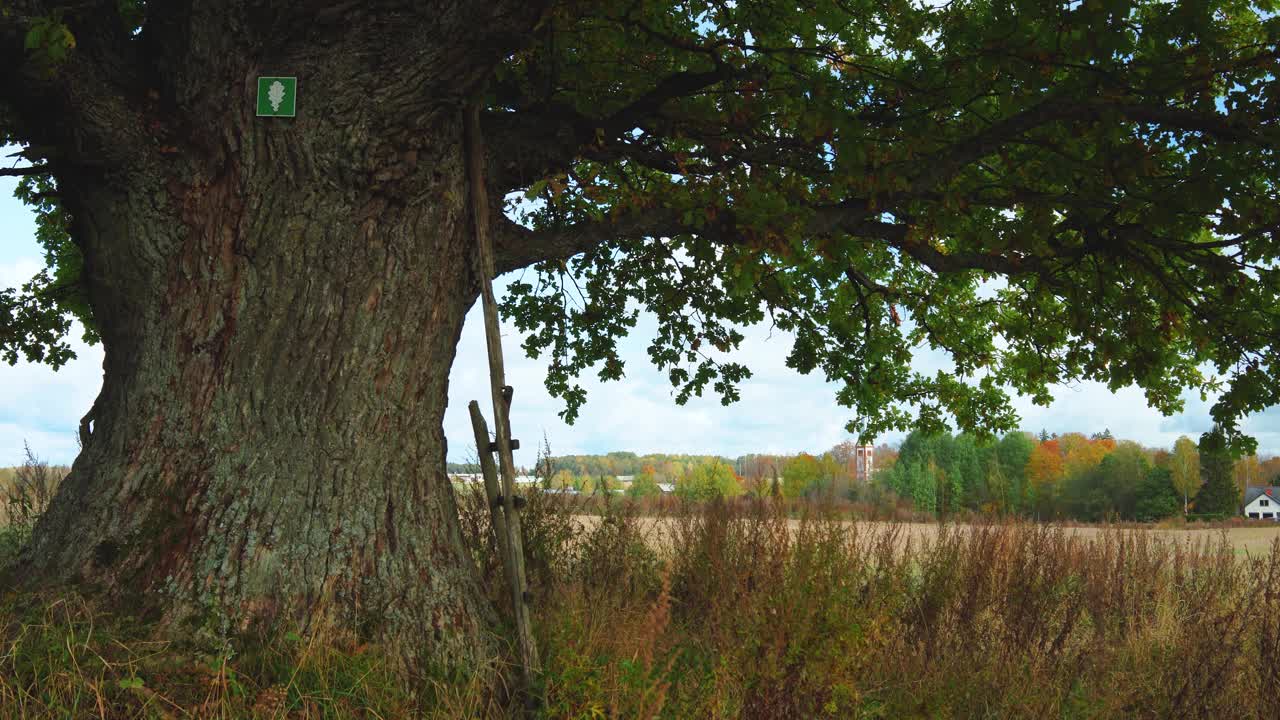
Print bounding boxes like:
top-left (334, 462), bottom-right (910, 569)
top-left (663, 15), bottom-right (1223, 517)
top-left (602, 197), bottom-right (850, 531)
top-left (540, 442), bottom-right (900, 502)
top-left (443, 432), bottom-right (1279, 520)
top-left (878, 428), bottom-right (1279, 521)
top-left (545, 451), bottom-right (730, 479)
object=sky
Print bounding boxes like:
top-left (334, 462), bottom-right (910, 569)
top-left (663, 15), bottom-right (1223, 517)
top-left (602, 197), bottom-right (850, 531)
top-left (2, 157), bottom-right (1278, 468)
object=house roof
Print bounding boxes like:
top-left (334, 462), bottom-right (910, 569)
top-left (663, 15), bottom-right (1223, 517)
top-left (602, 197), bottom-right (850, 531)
top-left (1243, 486), bottom-right (1280, 507)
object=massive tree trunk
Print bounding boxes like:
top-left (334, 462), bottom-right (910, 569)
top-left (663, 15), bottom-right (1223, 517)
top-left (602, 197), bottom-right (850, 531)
top-left (21, 110), bottom-right (498, 670)
top-left (4, 2), bottom-right (551, 674)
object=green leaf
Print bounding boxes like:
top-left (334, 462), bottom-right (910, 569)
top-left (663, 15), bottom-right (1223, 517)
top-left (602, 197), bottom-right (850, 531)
top-left (23, 24), bottom-right (46, 51)
top-left (524, 179), bottom-right (548, 200)
top-left (117, 676), bottom-right (145, 690)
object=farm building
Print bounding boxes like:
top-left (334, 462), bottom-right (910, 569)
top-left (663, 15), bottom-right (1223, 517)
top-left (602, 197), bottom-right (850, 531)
top-left (1242, 486), bottom-right (1280, 520)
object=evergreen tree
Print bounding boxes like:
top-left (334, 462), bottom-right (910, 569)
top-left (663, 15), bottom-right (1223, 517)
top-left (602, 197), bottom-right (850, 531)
top-left (1195, 429), bottom-right (1240, 516)
top-left (985, 455), bottom-right (1010, 515)
top-left (996, 432), bottom-right (1035, 512)
top-left (949, 434), bottom-right (983, 510)
top-left (1135, 468), bottom-right (1181, 522)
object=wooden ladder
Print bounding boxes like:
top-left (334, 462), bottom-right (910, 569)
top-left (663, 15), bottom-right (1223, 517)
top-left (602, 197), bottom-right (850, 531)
top-left (463, 102), bottom-right (539, 701)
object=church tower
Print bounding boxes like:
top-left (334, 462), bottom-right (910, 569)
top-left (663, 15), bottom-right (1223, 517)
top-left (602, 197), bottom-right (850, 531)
top-left (853, 444), bottom-right (875, 483)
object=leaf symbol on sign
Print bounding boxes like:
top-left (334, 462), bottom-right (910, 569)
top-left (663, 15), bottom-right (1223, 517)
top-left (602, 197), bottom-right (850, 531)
top-left (268, 81), bottom-right (286, 112)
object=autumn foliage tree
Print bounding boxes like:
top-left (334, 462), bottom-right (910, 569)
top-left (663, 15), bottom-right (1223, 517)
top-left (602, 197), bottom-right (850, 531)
top-left (1263, 456), bottom-right (1280, 485)
top-left (1061, 441), bottom-right (1146, 520)
top-left (1234, 454), bottom-right (1264, 498)
top-left (1026, 440), bottom-right (1065, 516)
top-left (3, 0), bottom-right (1279, 674)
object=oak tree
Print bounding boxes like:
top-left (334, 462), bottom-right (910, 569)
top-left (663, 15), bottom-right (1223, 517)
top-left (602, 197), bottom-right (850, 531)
top-left (3, 0), bottom-right (1278, 673)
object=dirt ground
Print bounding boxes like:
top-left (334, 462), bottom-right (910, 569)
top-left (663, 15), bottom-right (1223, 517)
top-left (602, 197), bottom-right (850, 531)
top-left (573, 514), bottom-right (1280, 557)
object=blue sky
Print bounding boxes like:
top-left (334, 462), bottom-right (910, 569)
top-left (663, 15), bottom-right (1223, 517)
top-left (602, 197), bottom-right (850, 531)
top-left (2, 155), bottom-right (1278, 467)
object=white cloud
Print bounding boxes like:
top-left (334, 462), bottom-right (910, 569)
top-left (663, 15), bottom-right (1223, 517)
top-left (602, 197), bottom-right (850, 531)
top-left (0, 423), bottom-right (80, 469)
top-left (0, 257), bottom-right (41, 291)
top-left (442, 280), bottom-right (876, 467)
top-left (0, 315), bottom-right (103, 466)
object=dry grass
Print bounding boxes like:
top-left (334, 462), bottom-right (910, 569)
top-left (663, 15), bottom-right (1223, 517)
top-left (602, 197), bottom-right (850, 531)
top-left (0, 448), bottom-right (67, 550)
top-left (3, 492), bottom-right (1280, 718)
top-left (0, 591), bottom-right (436, 719)
top-left (509, 496), bottom-right (1280, 718)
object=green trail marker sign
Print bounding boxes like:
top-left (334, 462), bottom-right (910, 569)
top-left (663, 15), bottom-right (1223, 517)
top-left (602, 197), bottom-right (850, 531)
top-left (256, 77), bottom-right (297, 117)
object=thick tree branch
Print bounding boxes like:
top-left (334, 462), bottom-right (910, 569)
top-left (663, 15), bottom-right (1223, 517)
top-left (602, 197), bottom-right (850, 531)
top-left (493, 209), bottom-right (684, 274)
top-left (911, 97), bottom-right (1268, 192)
top-left (0, 164), bottom-right (53, 176)
top-left (487, 64), bottom-right (738, 192)
top-left (492, 192), bottom-right (1122, 290)
top-left (1, 1), bottom-right (152, 171)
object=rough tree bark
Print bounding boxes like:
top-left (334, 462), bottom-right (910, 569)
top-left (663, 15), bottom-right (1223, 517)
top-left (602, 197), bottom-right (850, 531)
top-left (3, 1), bottom-right (550, 674)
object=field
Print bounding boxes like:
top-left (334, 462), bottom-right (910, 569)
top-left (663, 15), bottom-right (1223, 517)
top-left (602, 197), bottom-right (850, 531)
top-left (574, 512), bottom-right (1280, 556)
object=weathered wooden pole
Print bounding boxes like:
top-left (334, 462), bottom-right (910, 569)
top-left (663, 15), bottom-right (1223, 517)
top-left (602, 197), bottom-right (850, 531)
top-left (468, 400), bottom-right (514, 591)
top-left (464, 102), bottom-right (540, 691)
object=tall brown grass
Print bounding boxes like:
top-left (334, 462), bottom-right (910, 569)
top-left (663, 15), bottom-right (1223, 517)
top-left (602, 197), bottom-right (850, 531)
top-left (1, 444), bottom-right (67, 566)
top-left (2, 492), bottom-right (1278, 718)
top-left (516, 496), bottom-right (1280, 719)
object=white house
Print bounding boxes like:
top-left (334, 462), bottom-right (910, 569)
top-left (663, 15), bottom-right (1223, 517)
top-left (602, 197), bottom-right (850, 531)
top-left (1242, 486), bottom-right (1280, 520)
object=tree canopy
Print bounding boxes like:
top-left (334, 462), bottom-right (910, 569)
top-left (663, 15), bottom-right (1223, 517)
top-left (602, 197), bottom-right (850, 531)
top-left (4, 0), bottom-right (1279, 447)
